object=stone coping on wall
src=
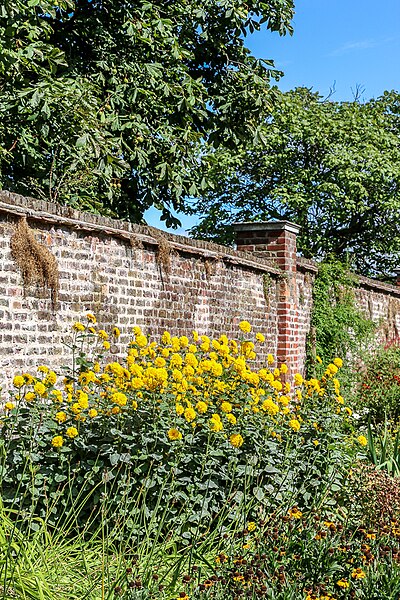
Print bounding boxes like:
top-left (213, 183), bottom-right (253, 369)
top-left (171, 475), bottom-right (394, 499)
top-left (0, 190), bottom-right (282, 276)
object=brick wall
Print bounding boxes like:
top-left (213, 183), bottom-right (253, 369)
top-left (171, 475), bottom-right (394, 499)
top-left (1, 190), bottom-right (400, 387)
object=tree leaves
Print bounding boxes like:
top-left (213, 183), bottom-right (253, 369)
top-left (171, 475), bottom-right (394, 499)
top-left (192, 88), bottom-right (400, 277)
top-left (0, 0), bottom-right (294, 223)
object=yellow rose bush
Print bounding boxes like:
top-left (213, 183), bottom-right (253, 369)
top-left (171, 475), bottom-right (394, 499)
top-left (0, 316), bottom-right (354, 534)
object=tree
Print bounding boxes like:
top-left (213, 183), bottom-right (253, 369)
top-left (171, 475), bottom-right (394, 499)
top-left (190, 88), bottom-right (400, 277)
top-left (0, 0), bottom-right (294, 225)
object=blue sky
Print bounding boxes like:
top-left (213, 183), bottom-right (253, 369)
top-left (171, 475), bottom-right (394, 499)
top-left (145, 0), bottom-right (400, 233)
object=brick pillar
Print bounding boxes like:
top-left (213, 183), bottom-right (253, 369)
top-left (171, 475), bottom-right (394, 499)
top-left (232, 221), bottom-right (301, 374)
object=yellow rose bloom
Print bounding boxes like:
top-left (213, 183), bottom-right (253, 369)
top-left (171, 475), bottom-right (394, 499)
top-left (239, 320), bottom-right (252, 334)
top-left (230, 433), bottom-right (244, 448)
top-left (168, 428), bottom-right (182, 441)
top-left (52, 435), bottom-right (64, 448)
top-left (66, 427), bottom-right (78, 439)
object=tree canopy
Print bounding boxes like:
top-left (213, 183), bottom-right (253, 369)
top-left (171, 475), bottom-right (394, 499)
top-left (191, 88), bottom-right (400, 277)
top-left (0, 0), bottom-right (294, 225)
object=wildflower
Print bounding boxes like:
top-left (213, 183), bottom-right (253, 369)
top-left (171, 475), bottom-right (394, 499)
top-left (25, 392), bottom-right (35, 402)
top-left (327, 363), bottom-right (338, 375)
top-left (4, 402), bottom-right (15, 411)
top-left (77, 391), bottom-right (89, 409)
top-left (221, 401), bottom-right (232, 413)
top-left (210, 414), bottom-right (223, 432)
top-left (98, 329), bottom-right (108, 340)
top-left (261, 398), bottom-right (279, 415)
top-left (86, 313), bottom-right (97, 323)
top-left (333, 357), bottom-right (343, 368)
top-left (247, 521), bottom-right (256, 532)
top-left (55, 411), bottom-right (67, 423)
top-left (52, 436), bottom-right (64, 448)
top-left (196, 401), bottom-right (208, 414)
top-left (351, 568), bottom-right (366, 579)
top-left (267, 354), bottom-right (274, 365)
top-left (184, 407), bottom-right (196, 422)
top-left (13, 375), bottom-right (25, 388)
top-left (111, 392), bottom-right (127, 406)
top-left (112, 326), bottom-right (121, 338)
top-left (168, 428), bottom-right (182, 441)
top-left (336, 579), bottom-right (349, 589)
top-left (357, 435), bottom-right (368, 447)
top-left (255, 332), bottom-right (265, 343)
top-left (230, 433), bottom-right (244, 448)
top-left (88, 409), bottom-right (98, 418)
top-left (288, 507), bottom-right (302, 519)
top-left (239, 320), bottom-right (252, 334)
top-left (316, 355), bottom-right (322, 364)
top-left (226, 413), bottom-right (237, 425)
top-left (344, 406), bottom-right (352, 416)
top-left (66, 427), bottom-right (78, 439)
top-left (34, 382), bottom-right (46, 396)
top-left (294, 373), bottom-right (303, 386)
top-left (131, 400), bottom-right (138, 410)
top-left (103, 341), bottom-right (111, 350)
top-left (111, 406), bottom-right (120, 415)
top-left (280, 363), bottom-right (288, 374)
top-left (288, 419), bottom-right (301, 432)
top-left (161, 331), bottom-right (171, 345)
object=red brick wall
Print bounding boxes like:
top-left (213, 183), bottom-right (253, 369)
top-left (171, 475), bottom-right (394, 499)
top-left (1, 191), bottom-right (400, 387)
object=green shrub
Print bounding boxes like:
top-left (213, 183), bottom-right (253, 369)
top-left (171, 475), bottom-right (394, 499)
top-left (356, 341), bottom-right (400, 422)
top-left (0, 318), bottom-right (353, 539)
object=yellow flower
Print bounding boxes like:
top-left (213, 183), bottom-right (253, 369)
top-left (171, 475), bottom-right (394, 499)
top-left (13, 375), bottom-right (25, 388)
top-left (112, 326), bottom-right (121, 338)
top-left (226, 413), bottom-right (237, 425)
top-left (280, 363), bottom-right (288, 374)
top-left (111, 406), bottom-right (120, 415)
top-left (55, 411), bottom-right (67, 423)
top-left (336, 395), bottom-right (344, 404)
top-left (135, 334), bottom-right (147, 348)
top-left (230, 433), bottom-right (244, 448)
top-left (294, 373), bottom-right (303, 386)
top-left (239, 320), bottom-right (252, 334)
top-left (72, 322), bottom-right (85, 332)
top-left (66, 427), bottom-right (78, 439)
top-left (111, 392), bottom-right (128, 407)
top-left (44, 371), bottom-right (57, 386)
top-left (52, 436), bottom-right (64, 448)
top-left (221, 401), bottom-right (232, 413)
top-left (34, 382), bottom-right (46, 396)
top-left (88, 409), bottom-right (98, 418)
top-left (344, 406), bottom-right (352, 416)
top-left (210, 415), bottom-right (223, 432)
top-left (288, 506), bottom-right (302, 519)
top-left (261, 398), bottom-right (279, 415)
top-left (184, 407), bottom-right (196, 422)
top-left (176, 403), bottom-right (184, 416)
top-left (267, 354), bottom-right (274, 365)
top-left (86, 313), bottom-right (97, 324)
top-left (255, 333), bottom-right (265, 343)
top-left (351, 568), bottom-right (366, 579)
top-left (77, 391), bottom-right (89, 409)
top-left (103, 341), bottom-right (111, 350)
top-left (131, 400), bottom-right (138, 410)
top-left (168, 428), bottom-right (182, 441)
top-left (357, 435), bottom-right (368, 447)
top-left (4, 401), bottom-right (15, 411)
top-left (196, 401), bottom-right (208, 414)
top-left (247, 521), bottom-right (256, 531)
top-left (336, 579), bottom-right (349, 589)
top-left (333, 357), bottom-right (343, 368)
top-left (288, 419), bottom-right (301, 432)
top-left (98, 329), bottom-right (108, 340)
top-left (25, 392), bottom-right (35, 402)
top-left (316, 355), bottom-right (322, 364)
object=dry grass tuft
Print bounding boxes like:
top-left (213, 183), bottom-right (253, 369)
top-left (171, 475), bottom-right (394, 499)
top-left (10, 217), bottom-right (59, 308)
